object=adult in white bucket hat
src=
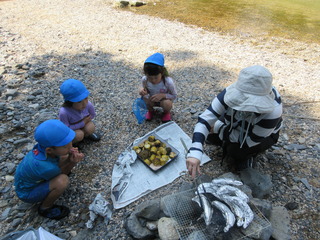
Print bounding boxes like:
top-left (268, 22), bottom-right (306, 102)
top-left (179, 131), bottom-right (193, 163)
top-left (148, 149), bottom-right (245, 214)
top-left (186, 65), bottom-right (283, 178)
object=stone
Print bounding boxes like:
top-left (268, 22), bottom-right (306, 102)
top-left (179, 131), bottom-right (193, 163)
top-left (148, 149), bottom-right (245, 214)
top-left (69, 230), bottom-right (77, 237)
top-left (284, 144), bottom-right (307, 151)
top-left (6, 89), bottom-right (18, 97)
top-left (135, 198), bottom-right (161, 221)
top-left (0, 200), bottom-right (9, 208)
top-left (158, 217), bottom-right (179, 240)
top-left (0, 207), bottom-right (11, 221)
top-left (250, 198), bottom-right (273, 219)
top-left (13, 138), bottom-right (31, 145)
top-left (5, 175), bottom-right (14, 182)
top-left (146, 221), bottom-right (157, 231)
top-left (284, 202), bottom-right (299, 210)
top-left (124, 213), bottom-right (155, 239)
top-left (239, 168), bottom-right (273, 199)
top-left (10, 218), bottom-right (22, 228)
top-left (28, 103), bottom-right (40, 109)
top-left (269, 206), bottom-right (291, 240)
top-left (4, 162), bottom-right (16, 174)
top-left (300, 178), bottom-right (312, 190)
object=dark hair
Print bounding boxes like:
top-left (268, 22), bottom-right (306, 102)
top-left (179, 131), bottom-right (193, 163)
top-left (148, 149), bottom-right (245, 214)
top-left (62, 101), bottom-right (74, 107)
top-left (143, 63), bottom-right (169, 78)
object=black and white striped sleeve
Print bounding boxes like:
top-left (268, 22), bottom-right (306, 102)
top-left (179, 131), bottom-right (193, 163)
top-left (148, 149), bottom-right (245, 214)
top-left (187, 89), bottom-right (228, 161)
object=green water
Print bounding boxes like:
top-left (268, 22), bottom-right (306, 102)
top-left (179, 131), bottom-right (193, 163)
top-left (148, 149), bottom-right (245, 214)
top-left (128, 0), bottom-right (320, 43)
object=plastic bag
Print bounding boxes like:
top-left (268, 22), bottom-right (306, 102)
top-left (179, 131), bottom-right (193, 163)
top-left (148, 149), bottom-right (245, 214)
top-left (132, 97), bottom-right (147, 124)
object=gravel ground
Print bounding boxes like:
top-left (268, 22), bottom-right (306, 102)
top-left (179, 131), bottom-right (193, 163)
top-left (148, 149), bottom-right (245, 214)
top-left (0, 0), bottom-right (319, 239)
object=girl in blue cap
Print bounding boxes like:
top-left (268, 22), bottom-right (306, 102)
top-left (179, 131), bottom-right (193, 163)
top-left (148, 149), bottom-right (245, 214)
top-left (14, 119), bottom-right (84, 220)
top-left (59, 79), bottom-right (101, 143)
top-left (139, 53), bottom-right (177, 122)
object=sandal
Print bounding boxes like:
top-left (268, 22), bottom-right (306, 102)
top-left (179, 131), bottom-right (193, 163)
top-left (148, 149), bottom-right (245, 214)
top-left (38, 204), bottom-right (70, 220)
top-left (87, 132), bottom-right (101, 141)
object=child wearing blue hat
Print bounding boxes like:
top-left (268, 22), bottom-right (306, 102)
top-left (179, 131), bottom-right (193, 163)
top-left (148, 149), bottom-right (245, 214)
top-left (59, 78), bottom-right (101, 143)
top-left (14, 119), bottom-right (84, 220)
top-left (139, 53), bottom-right (177, 122)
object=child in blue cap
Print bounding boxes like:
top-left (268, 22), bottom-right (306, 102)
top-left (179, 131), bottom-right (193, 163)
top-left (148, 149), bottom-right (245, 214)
top-left (14, 119), bottom-right (84, 220)
top-left (59, 78), bottom-right (101, 143)
top-left (139, 53), bottom-right (177, 122)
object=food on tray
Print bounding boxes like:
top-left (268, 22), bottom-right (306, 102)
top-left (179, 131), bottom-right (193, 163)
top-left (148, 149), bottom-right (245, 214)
top-left (133, 135), bottom-right (177, 167)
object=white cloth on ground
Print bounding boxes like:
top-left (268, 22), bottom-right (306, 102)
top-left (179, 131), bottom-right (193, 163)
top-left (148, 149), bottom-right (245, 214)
top-left (111, 121), bottom-right (211, 209)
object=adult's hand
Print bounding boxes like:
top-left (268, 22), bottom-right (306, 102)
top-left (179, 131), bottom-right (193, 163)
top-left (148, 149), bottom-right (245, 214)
top-left (186, 157), bottom-right (201, 179)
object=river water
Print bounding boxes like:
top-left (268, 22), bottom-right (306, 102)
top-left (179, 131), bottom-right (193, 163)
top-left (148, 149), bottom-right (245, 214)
top-left (127, 0), bottom-right (320, 44)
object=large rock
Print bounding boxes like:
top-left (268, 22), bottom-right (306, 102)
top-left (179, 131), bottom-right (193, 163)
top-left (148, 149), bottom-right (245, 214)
top-left (124, 213), bottom-right (155, 240)
top-left (135, 198), bottom-right (162, 221)
top-left (269, 206), bottom-right (291, 240)
top-left (250, 198), bottom-right (273, 219)
top-left (158, 217), bottom-right (179, 240)
top-left (239, 168), bottom-right (272, 199)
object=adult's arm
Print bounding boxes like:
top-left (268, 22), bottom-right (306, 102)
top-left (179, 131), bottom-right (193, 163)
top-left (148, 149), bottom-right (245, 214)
top-left (187, 89), bottom-right (228, 161)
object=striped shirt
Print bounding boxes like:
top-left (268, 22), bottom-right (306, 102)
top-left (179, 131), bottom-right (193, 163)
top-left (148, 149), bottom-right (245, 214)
top-left (187, 87), bottom-right (283, 162)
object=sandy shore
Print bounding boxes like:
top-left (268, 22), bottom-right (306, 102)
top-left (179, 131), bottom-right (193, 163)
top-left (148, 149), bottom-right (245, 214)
top-left (0, 0), bottom-right (319, 239)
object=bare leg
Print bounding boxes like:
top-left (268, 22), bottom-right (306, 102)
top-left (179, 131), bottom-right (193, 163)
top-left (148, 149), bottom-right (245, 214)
top-left (73, 129), bottom-right (85, 143)
top-left (40, 174), bottom-right (69, 209)
top-left (160, 99), bottom-right (173, 113)
top-left (83, 121), bottom-right (95, 137)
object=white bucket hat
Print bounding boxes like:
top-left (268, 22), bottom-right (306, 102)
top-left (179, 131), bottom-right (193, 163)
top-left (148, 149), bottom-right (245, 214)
top-left (224, 65), bottom-right (275, 113)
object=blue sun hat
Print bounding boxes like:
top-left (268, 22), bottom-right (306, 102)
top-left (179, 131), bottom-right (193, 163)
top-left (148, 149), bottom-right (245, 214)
top-left (145, 53), bottom-right (165, 67)
top-left (60, 79), bottom-right (90, 102)
top-left (35, 119), bottom-right (75, 148)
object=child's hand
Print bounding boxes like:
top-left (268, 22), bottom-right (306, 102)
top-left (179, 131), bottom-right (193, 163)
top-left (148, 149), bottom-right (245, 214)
top-left (69, 147), bottom-right (84, 163)
top-left (83, 115), bottom-right (92, 124)
top-left (150, 93), bottom-right (166, 102)
top-left (139, 88), bottom-right (148, 96)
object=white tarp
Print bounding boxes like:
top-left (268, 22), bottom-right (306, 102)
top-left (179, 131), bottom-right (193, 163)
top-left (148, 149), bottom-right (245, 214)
top-left (111, 121), bottom-right (211, 209)
top-left (0, 227), bottom-right (62, 240)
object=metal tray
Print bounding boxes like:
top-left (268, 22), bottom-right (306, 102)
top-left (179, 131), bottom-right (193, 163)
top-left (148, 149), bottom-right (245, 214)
top-left (132, 133), bottom-right (179, 172)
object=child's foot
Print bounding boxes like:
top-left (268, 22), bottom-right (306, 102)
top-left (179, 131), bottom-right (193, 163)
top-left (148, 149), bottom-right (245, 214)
top-left (161, 112), bottom-right (171, 123)
top-left (145, 111), bottom-right (153, 121)
top-left (87, 132), bottom-right (101, 141)
top-left (38, 204), bottom-right (70, 220)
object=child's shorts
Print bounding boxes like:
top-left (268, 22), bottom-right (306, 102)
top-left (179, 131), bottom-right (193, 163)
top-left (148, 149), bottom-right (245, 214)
top-left (20, 181), bottom-right (50, 203)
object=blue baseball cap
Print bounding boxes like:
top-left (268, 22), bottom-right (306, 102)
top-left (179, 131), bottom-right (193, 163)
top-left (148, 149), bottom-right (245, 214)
top-left (60, 79), bottom-right (90, 102)
top-left (35, 119), bottom-right (75, 148)
top-left (145, 53), bottom-right (165, 67)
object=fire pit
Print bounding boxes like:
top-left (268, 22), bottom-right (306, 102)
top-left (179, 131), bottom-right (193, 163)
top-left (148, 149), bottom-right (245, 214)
top-left (162, 188), bottom-right (271, 240)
